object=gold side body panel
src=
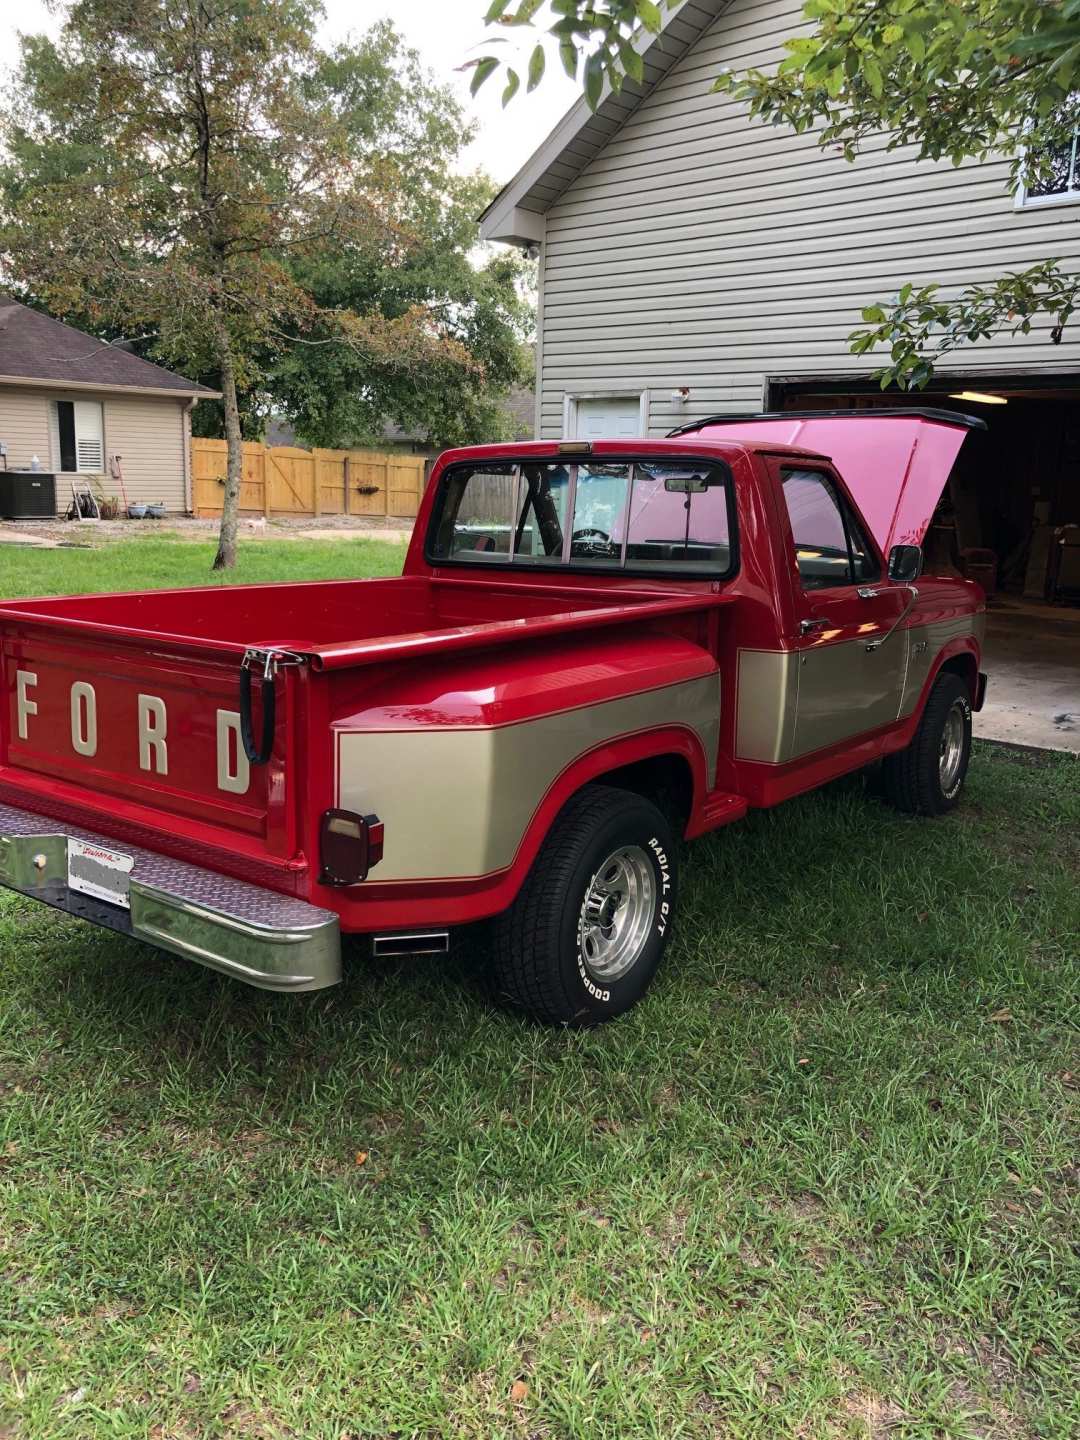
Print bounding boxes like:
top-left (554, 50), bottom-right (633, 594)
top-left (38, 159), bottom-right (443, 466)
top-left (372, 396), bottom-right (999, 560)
top-left (735, 650), bottom-right (799, 764)
top-left (736, 614), bottom-right (980, 764)
top-left (794, 634), bottom-right (909, 755)
top-left (337, 675), bottom-right (720, 883)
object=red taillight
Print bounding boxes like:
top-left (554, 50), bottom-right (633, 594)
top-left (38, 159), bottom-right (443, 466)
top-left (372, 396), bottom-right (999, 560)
top-left (319, 809), bottom-right (383, 886)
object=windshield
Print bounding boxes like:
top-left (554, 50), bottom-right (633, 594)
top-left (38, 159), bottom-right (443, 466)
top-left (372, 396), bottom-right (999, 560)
top-left (428, 459), bottom-right (735, 577)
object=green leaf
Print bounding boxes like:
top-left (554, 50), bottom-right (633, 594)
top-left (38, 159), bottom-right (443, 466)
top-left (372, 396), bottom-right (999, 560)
top-left (559, 38), bottom-right (578, 79)
top-left (862, 56), bottom-right (883, 97)
top-left (501, 67), bottom-right (520, 105)
top-left (882, 24), bottom-right (903, 44)
top-left (484, 0), bottom-right (513, 20)
top-left (634, 1), bottom-right (664, 34)
top-left (470, 56), bottom-right (500, 96)
top-left (527, 43), bottom-right (546, 91)
top-left (508, 0), bottom-right (545, 25)
top-left (584, 51), bottom-right (605, 110)
top-left (619, 39), bottom-right (645, 84)
top-left (905, 28), bottom-right (926, 63)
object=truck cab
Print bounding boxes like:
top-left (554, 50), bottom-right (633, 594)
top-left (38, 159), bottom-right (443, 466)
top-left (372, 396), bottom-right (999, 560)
top-left (0, 410), bottom-right (987, 1024)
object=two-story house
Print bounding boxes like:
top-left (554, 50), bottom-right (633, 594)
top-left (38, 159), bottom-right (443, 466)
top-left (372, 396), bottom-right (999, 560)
top-left (479, 0), bottom-right (1080, 603)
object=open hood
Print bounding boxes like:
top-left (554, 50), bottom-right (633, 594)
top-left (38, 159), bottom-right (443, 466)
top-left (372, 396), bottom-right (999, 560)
top-left (673, 409), bottom-right (985, 555)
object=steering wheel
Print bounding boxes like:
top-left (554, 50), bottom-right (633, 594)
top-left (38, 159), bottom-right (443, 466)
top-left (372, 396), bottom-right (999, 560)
top-left (571, 526), bottom-right (614, 556)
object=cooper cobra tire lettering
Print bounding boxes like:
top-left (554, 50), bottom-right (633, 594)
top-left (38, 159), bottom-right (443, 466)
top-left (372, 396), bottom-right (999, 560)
top-left (575, 953), bottom-right (610, 1003)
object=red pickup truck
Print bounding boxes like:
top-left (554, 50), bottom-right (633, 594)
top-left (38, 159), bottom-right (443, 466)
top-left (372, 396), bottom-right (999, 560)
top-left (0, 410), bottom-right (987, 1024)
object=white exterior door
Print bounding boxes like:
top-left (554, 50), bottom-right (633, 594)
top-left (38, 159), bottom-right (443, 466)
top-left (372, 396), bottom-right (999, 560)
top-left (571, 395), bottom-right (643, 440)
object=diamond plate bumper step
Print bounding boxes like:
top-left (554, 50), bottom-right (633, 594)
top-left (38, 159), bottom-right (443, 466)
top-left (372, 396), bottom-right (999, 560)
top-left (0, 802), bottom-right (340, 992)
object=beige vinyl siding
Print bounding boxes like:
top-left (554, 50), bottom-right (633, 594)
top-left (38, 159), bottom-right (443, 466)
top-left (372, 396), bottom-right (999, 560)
top-left (0, 385), bottom-right (52, 471)
top-left (537, 0), bottom-right (1080, 437)
top-left (102, 393), bottom-right (188, 512)
top-left (1, 385), bottom-right (189, 512)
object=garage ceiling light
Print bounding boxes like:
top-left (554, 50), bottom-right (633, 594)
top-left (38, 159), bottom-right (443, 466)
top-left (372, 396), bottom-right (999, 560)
top-left (948, 390), bottom-right (1007, 405)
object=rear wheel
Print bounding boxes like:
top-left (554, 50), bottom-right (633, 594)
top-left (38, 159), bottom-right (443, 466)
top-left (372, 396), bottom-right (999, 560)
top-left (492, 785), bottom-right (677, 1026)
top-left (882, 671), bottom-right (972, 815)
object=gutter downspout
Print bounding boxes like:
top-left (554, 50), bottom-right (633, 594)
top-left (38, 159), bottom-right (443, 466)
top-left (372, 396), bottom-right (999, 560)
top-left (182, 399), bottom-right (196, 515)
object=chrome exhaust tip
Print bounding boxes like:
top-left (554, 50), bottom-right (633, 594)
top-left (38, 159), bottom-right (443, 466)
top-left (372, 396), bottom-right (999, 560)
top-left (371, 931), bottom-right (450, 959)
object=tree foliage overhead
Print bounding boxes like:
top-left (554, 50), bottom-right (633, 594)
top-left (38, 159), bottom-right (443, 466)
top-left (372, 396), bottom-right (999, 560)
top-left (273, 167), bottom-right (532, 452)
top-left (476, 0), bottom-right (1080, 389)
top-left (719, 0), bottom-right (1080, 182)
top-left (470, 0), bottom-right (685, 109)
top-left (0, 2), bottom-right (531, 566)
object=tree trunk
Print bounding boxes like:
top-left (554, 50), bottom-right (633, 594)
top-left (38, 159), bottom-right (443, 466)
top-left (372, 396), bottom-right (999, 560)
top-left (212, 332), bottom-right (243, 571)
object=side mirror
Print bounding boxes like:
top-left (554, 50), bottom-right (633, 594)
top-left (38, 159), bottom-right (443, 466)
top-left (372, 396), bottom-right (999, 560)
top-left (888, 544), bottom-right (923, 583)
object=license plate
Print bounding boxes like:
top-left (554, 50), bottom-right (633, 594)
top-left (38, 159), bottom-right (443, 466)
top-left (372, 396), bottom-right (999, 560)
top-left (67, 838), bottom-right (134, 910)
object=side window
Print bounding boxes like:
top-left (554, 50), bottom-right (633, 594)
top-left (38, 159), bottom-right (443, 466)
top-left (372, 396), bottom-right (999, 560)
top-left (842, 504), bottom-right (880, 583)
top-left (781, 469), bottom-right (880, 589)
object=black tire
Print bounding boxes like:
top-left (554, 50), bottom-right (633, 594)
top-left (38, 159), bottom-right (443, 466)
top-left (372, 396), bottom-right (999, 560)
top-left (492, 784), bottom-right (678, 1026)
top-left (881, 671), bottom-right (972, 815)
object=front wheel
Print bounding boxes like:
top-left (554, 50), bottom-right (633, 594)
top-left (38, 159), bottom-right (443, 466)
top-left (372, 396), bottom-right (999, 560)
top-left (882, 671), bottom-right (972, 815)
top-left (492, 785), bottom-right (678, 1026)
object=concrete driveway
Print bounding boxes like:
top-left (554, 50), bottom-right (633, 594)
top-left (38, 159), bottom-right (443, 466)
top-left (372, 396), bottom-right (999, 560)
top-left (976, 598), bottom-right (1080, 754)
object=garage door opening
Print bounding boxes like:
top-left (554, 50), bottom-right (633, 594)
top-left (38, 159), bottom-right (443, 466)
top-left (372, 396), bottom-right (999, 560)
top-left (766, 374), bottom-right (1080, 750)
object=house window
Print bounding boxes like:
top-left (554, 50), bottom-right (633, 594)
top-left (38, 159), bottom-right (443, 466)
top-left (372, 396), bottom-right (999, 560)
top-left (1017, 125), bottom-right (1080, 206)
top-left (51, 399), bottom-right (104, 472)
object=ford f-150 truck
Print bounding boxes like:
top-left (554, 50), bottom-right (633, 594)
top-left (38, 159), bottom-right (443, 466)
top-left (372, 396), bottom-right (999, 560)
top-left (0, 410), bottom-right (987, 1024)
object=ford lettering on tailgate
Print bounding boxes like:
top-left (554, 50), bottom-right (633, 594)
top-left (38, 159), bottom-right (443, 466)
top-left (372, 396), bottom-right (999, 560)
top-left (1, 635), bottom-right (285, 851)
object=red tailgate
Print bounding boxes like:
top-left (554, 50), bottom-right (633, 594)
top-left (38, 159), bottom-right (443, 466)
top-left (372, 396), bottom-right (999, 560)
top-left (0, 629), bottom-right (301, 873)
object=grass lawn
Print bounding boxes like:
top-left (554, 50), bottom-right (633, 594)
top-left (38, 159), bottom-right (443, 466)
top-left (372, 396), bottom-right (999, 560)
top-left (0, 539), bottom-right (1077, 1439)
top-left (0, 533), bottom-right (407, 598)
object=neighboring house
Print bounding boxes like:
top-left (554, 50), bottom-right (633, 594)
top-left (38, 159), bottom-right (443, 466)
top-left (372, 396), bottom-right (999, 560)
top-left (0, 296), bottom-right (217, 514)
top-left (480, 0), bottom-right (1080, 595)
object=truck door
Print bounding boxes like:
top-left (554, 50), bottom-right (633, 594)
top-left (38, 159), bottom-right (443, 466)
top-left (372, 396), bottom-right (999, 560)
top-left (778, 465), bottom-right (909, 757)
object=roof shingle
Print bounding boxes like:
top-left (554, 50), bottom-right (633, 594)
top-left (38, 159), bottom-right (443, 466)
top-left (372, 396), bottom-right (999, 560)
top-left (0, 295), bottom-right (216, 395)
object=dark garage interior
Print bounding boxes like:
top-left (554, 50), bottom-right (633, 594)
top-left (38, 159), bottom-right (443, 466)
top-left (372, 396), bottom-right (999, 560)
top-left (767, 375), bottom-right (1080, 750)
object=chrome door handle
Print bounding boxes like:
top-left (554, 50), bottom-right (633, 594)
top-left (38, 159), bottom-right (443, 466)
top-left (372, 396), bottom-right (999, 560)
top-left (800, 617), bottom-right (828, 635)
top-left (856, 587), bottom-right (880, 599)
top-left (866, 585), bottom-right (919, 651)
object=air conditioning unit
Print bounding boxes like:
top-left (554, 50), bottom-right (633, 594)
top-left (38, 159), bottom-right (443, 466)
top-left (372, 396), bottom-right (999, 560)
top-left (0, 471), bottom-right (57, 519)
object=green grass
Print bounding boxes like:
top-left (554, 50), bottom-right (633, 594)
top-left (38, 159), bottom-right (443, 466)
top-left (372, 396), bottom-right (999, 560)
top-left (0, 540), bottom-right (1077, 1439)
top-left (0, 534), bottom-right (407, 599)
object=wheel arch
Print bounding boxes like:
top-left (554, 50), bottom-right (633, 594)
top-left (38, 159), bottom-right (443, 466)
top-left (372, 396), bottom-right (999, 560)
top-left (934, 647), bottom-right (979, 701)
top-left (907, 638), bottom-right (980, 731)
top-left (502, 726), bottom-right (708, 903)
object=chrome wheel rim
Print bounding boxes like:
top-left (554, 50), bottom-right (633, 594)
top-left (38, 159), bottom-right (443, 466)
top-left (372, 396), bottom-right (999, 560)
top-left (939, 700), bottom-right (966, 794)
top-left (578, 845), bottom-right (656, 983)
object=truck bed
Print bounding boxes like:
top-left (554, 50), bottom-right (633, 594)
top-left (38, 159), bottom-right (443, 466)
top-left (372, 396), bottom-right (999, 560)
top-left (0, 575), bottom-right (731, 884)
top-left (0, 574), bottom-right (729, 666)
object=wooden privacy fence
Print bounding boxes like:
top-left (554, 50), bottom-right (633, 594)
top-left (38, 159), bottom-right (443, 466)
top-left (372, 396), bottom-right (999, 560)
top-left (191, 438), bottom-right (426, 520)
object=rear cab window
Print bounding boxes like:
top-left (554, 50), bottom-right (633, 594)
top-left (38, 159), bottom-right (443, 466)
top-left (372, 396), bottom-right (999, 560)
top-left (428, 458), bottom-right (737, 579)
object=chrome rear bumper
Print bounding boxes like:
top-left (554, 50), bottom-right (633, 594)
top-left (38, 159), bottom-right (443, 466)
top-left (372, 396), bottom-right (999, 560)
top-left (0, 802), bottom-right (340, 992)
